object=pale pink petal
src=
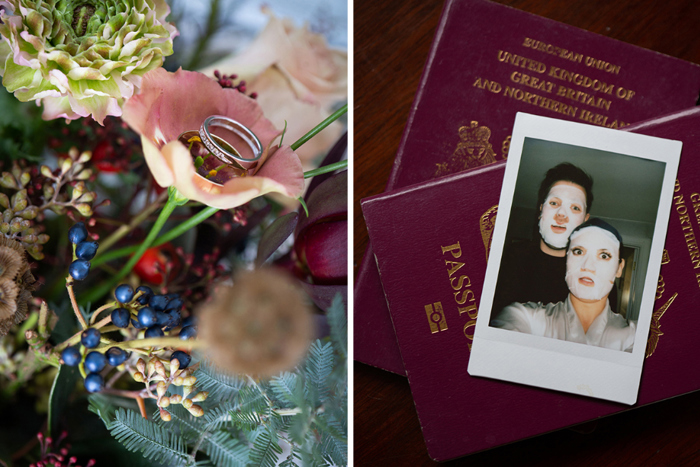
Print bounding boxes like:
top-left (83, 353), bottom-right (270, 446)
top-left (249, 67), bottom-right (343, 166)
top-left (142, 137), bottom-right (175, 187)
top-left (125, 68), bottom-right (279, 148)
top-left (255, 146), bottom-right (305, 197)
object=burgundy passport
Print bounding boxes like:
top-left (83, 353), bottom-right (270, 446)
top-left (361, 107), bottom-right (700, 461)
top-left (355, 0), bottom-right (700, 374)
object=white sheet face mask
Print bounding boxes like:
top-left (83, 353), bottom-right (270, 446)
top-left (538, 182), bottom-right (587, 249)
top-left (565, 226), bottom-right (621, 301)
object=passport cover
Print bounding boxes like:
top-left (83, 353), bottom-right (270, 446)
top-left (362, 106), bottom-right (700, 461)
top-left (354, 0), bottom-right (700, 374)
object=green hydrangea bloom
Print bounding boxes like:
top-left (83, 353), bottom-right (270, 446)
top-left (0, 0), bottom-right (177, 124)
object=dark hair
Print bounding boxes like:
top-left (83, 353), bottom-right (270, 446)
top-left (537, 163), bottom-right (594, 213)
top-left (567, 217), bottom-right (623, 260)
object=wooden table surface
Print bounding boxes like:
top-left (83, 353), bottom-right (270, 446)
top-left (353, 0), bottom-right (700, 465)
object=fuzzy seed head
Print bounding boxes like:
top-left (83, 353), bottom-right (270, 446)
top-left (197, 268), bottom-right (313, 377)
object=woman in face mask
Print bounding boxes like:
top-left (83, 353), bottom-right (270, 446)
top-left (491, 218), bottom-right (636, 352)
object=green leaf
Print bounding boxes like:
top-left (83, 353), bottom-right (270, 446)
top-left (327, 293), bottom-right (347, 359)
top-left (194, 361), bottom-right (245, 401)
top-left (248, 427), bottom-right (283, 467)
top-left (48, 364), bottom-right (79, 437)
top-left (202, 431), bottom-right (249, 467)
top-left (108, 408), bottom-right (191, 465)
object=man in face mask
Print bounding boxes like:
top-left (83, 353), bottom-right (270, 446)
top-left (491, 218), bottom-right (635, 352)
top-left (492, 163), bottom-right (595, 313)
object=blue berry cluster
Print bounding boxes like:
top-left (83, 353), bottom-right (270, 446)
top-left (68, 222), bottom-right (99, 281)
top-left (60, 327), bottom-right (130, 393)
top-left (108, 284), bottom-right (198, 342)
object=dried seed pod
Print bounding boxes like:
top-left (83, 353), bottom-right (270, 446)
top-left (169, 358), bottom-right (180, 376)
top-left (183, 375), bottom-right (197, 386)
top-left (75, 204), bottom-right (93, 217)
top-left (11, 190), bottom-right (27, 212)
top-left (169, 394), bottom-right (182, 404)
top-left (72, 182), bottom-right (86, 201)
top-left (159, 408), bottom-right (171, 422)
top-left (76, 170), bottom-right (93, 181)
top-left (19, 172), bottom-right (30, 187)
top-left (154, 359), bottom-right (167, 379)
top-left (148, 358), bottom-right (158, 377)
top-left (40, 165), bottom-right (54, 178)
top-left (0, 173), bottom-right (19, 190)
top-left (191, 391), bottom-right (208, 402)
top-left (78, 151), bottom-right (92, 163)
top-left (60, 158), bottom-right (73, 174)
top-left (187, 405), bottom-right (204, 417)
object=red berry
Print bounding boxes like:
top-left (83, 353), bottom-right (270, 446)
top-left (133, 243), bottom-right (181, 284)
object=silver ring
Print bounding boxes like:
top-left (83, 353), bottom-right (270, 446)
top-left (199, 115), bottom-right (263, 164)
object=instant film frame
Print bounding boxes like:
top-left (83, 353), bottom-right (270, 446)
top-left (468, 113), bottom-right (681, 405)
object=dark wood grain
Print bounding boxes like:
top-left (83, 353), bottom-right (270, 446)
top-left (354, 0), bottom-right (700, 464)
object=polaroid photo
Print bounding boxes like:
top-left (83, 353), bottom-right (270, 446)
top-left (467, 112), bottom-right (682, 405)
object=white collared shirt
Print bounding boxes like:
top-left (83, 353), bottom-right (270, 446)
top-left (492, 296), bottom-right (636, 352)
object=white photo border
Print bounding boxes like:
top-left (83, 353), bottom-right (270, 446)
top-left (467, 112), bottom-right (681, 405)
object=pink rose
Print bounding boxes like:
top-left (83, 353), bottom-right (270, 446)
top-left (122, 68), bottom-right (304, 209)
top-left (199, 11), bottom-right (347, 164)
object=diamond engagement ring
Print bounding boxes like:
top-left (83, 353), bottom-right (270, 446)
top-left (199, 115), bottom-right (263, 165)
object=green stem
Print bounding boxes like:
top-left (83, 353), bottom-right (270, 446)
top-left (291, 104), bottom-right (347, 151)
top-left (303, 160), bottom-right (347, 179)
top-left (91, 205), bottom-right (219, 268)
top-left (96, 191), bottom-right (167, 254)
top-left (79, 189), bottom-right (186, 305)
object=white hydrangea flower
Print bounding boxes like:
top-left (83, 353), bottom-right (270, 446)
top-left (0, 0), bottom-right (178, 124)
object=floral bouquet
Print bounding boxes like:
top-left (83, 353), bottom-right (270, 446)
top-left (0, 0), bottom-right (347, 465)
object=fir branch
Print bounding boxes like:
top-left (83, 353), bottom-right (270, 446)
top-left (229, 410), bottom-right (263, 431)
top-left (201, 400), bottom-right (238, 431)
top-left (269, 372), bottom-right (300, 408)
top-left (248, 428), bottom-right (283, 467)
top-left (305, 341), bottom-right (334, 405)
top-left (194, 362), bottom-right (245, 401)
top-left (237, 385), bottom-right (270, 416)
top-left (154, 405), bottom-right (203, 444)
top-left (109, 408), bottom-right (192, 466)
top-left (202, 431), bottom-right (249, 467)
